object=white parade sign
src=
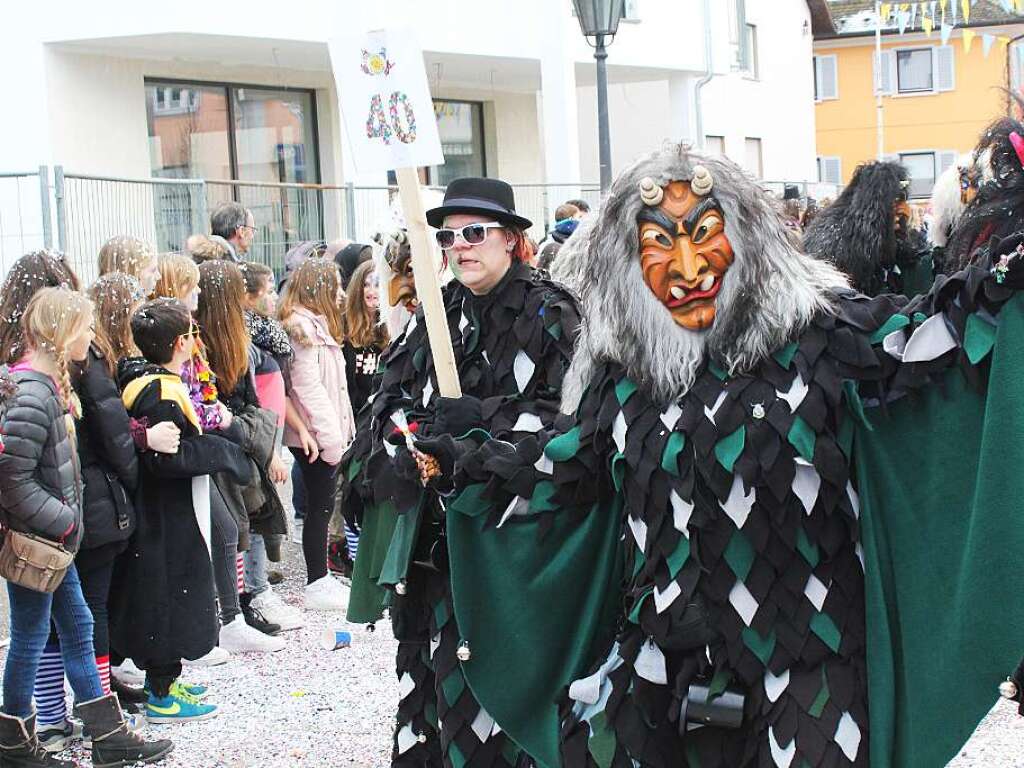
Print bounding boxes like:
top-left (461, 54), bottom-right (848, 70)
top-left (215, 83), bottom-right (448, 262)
top-left (328, 28), bottom-right (444, 174)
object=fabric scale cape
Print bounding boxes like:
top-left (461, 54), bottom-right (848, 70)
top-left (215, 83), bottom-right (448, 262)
top-left (448, 258), bottom-right (1022, 767)
top-left (345, 261), bottom-right (588, 767)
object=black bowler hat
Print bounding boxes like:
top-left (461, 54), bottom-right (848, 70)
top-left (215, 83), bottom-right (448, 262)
top-left (426, 177), bottom-right (533, 230)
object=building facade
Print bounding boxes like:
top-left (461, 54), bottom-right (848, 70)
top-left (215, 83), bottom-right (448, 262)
top-left (813, 0), bottom-right (1024, 198)
top-left (1, 0), bottom-right (822, 271)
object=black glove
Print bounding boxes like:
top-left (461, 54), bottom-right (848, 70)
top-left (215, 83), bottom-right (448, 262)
top-left (433, 396), bottom-right (483, 438)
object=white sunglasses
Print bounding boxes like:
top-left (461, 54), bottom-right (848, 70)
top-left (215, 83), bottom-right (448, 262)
top-left (434, 222), bottom-right (504, 250)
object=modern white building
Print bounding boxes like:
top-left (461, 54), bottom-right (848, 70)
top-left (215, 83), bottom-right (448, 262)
top-left (0, 0), bottom-right (827, 273)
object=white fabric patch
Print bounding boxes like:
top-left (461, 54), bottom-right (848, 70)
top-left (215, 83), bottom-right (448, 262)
top-left (430, 633), bottom-right (440, 660)
top-left (534, 453), bottom-right (553, 475)
top-left (768, 726), bottom-right (796, 768)
top-left (470, 708), bottom-right (495, 743)
top-left (660, 403), bottom-right (683, 431)
top-left (568, 671), bottom-right (602, 705)
top-left (728, 579), bottom-right (759, 626)
top-left (421, 378), bottom-right (434, 408)
top-left (627, 515), bottom-right (648, 552)
top-left (670, 490), bottom-right (694, 537)
top-left (192, 476), bottom-right (212, 557)
top-left (704, 391), bottom-right (728, 425)
top-left (569, 644), bottom-right (623, 714)
top-left (483, 350), bottom-right (490, 365)
top-left (882, 328), bottom-right (907, 360)
top-left (654, 580), bottom-right (681, 614)
top-left (512, 412), bottom-right (544, 433)
top-left (396, 725), bottom-right (417, 755)
top-left (804, 574), bottom-right (829, 612)
top-left (397, 672), bottom-right (415, 700)
top-left (723, 475), bottom-right (755, 529)
top-left (792, 464), bottom-right (821, 516)
top-left (612, 411), bottom-right (627, 454)
top-left (458, 312), bottom-right (469, 332)
top-left (513, 350), bottom-right (536, 393)
top-left (384, 440), bottom-right (398, 459)
top-left (634, 641), bottom-right (668, 685)
top-left (776, 373), bottom-right (808, 413)
top-left (846, 481), bottom-right (860, 519)
top-left (497, 497), bottom-right (530, 528)
top-left (405, 313), bottom-right (419, 336)
top-left (902, 313), bottom-right (957, 363)
top-left (855, 542), bottom-right (865, 572)
top-left (764, 668), bottom-right (790, 703)
top-left (835, 711), bottom-right (862, 762)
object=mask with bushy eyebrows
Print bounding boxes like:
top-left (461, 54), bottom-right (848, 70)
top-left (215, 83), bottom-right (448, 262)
top-left (637, 180), bottom-right (735, 331)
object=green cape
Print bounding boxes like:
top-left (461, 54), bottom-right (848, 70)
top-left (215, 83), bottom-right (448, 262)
top-left (857, 295), bottom-right (1024, 767)
top-left (446, 485), bottom-right (623, 768)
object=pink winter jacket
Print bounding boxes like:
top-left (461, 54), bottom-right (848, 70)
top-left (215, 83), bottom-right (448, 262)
top-left (282, 307), bottom-right (355, 466)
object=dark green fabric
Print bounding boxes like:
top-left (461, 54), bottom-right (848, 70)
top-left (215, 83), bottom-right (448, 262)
top-left (346, 499), bottom-right (397, 624)
top-left (856, 294), bottom-right (1024, 768)
top-left (447, 495), bottom-right (624, 768)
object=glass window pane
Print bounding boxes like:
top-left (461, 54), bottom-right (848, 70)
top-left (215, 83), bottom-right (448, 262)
top-left (744, 137), bottom-right (763, 178)
top-left (232, 87), bottom-right (318, 184)
top-left (900, 152), bottom-right (935, 198)
top-left (146, 82), bottom-right (231, 180)
top-left (897, 49), bottom-right (933, 92)
top-left (429, 101), bottom-right (485, 186)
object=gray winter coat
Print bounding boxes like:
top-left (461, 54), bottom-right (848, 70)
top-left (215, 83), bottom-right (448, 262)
top-left (0, 370), bottom-right (83, 551)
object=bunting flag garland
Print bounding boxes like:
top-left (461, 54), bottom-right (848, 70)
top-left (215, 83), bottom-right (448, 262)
top-left (963, 27), bottom-right (976, 53)
top-left (941, 22), bottom-right (954, 44)
top-left (982, 33), bottom-right (995, 57)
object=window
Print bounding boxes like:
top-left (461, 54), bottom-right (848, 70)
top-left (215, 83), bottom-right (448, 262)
top-left (814, 55), bottom-right (838, 101)
top-left (817, 156), bottom-right (842, 185)
top-left (728, 0), bottom-right (756, 76)
top-left (705, 135), bottom-right (726, 156)
top-left (744, 138), bottom-right (763, 179)
top-left (897, 49), bottom-right (933, 93)
top-left (145, 80), bottom-right (319, 184)
top-left (428, 100), bottom-right (486, 187)
top-left (898, 151), bottom-right (960, 198)
top-left (875, 46), bottom-right (955, 95)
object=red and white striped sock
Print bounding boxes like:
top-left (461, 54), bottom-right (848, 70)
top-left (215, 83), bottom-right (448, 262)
top-left (236, 552), bottom-right (245, 593)
top-left (95, 654), bottom-right (111, 694)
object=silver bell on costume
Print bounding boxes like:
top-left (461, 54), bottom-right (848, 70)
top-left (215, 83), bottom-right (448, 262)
top-left (457, 641), bottom-right (472, 662)
top-left (999, 678), bottom-right (1018, 700)
top-left (395, 581), bottom-right (407, 596)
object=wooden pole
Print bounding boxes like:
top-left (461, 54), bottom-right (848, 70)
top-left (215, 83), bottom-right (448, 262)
top-left (394, 166), bottom-right (462, 398)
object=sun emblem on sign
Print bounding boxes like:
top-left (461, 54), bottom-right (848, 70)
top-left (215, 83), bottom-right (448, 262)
top-left (361, 49), bottom-right (395, 76)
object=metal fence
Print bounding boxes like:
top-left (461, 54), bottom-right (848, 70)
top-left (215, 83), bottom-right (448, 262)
top-left (0, 170), bottom-right (839, 282)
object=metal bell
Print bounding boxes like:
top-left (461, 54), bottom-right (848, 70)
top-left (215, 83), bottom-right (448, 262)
top-left (417, 733), bottom-right (427, 744)
top-left (457, 641), bottom-right (472, 662)
top-left (752, 403), bottom-right (766, 420)
top-left (395, 581), bottom-right (407, 596)
top-left (999, 678), bottom-right (1019, 700)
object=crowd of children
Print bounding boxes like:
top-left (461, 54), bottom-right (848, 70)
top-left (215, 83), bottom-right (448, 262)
top-left (0, 199), bottom-right (388, 766)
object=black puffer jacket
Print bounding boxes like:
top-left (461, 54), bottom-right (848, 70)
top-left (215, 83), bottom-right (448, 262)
top-left (75, 347), bottom-right (138, 550)
top-left (0, 370), bottom-right (83, 551)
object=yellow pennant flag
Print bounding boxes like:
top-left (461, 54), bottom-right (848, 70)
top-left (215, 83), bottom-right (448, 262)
top-left (881, 2), bottom-right (893, 21)
top-left (960, 0), bottom-right (970, 23)
top-left (923, 12), bottom-right (934, 35)
top-left (1000, 35), bottom-right (1013, 48)
top-left (940, 0), bottom-right (948, 12)
top-left (899, 2), bottom-right (910, 9)
top-left (963, 28), bottom-right (976, 53)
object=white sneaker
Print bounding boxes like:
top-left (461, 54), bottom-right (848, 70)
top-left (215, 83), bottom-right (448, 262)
top-left (111, 659), bottom-right (145, 686)
top-left (218, 615), bottom-right (286, 653)
top-left (183, 645), bottom-right (232, 667)
top-left (303, 574), bottom-right (349, 612)
top-left (251, 589), bottom-right (305, 631)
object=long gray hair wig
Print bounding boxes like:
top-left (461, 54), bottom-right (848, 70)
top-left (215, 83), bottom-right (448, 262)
top-left (555, 143), bottom-right (848, 412)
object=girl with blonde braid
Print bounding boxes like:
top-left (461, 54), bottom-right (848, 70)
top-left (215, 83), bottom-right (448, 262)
top-left (0, 287), bottom-right (173, 768)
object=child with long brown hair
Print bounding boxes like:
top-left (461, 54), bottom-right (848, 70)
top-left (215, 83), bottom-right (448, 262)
top-left (280, 258), bottom-right (355, 611)
top-left (97, 236), bottom-right (160, 297)
top-left (0, 251), bottom-right (79, 366)
top-left (0, 287), bottom-right (173, 768)
top-left (195, 260), bottom-right (288, 652)
top-left (154, 253), bottom-right (201, 311)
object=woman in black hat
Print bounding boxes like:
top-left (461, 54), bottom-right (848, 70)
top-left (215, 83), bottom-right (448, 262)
top-left (359, 177), bottom-right (581, 766)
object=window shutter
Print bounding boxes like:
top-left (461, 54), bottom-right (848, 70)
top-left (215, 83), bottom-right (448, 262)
top-left (818, 55), bottom-right (838, 100)
top-left (937, 151), bottom-right (958, 174)
top-left (817, 157), bottom-right (842, 185)
top-left (875, 50), bottom-right (895, 95)
top-left (935, 45), bottom-right (955, 91)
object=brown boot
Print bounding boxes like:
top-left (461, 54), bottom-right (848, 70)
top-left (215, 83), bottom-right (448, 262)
top-left (0, 711), bottom-right (73, 768)
top-left (74, 693), bottom-right (174, 768)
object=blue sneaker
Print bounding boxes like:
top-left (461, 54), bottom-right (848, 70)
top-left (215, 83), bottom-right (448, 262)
top-left (145, 687), bottom-right (218, 723)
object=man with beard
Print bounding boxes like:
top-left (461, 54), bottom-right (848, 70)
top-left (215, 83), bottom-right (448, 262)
top-left (412, 144), bottom-right (1024, 768)
top-left (803, 161), bottom-right (931, 296)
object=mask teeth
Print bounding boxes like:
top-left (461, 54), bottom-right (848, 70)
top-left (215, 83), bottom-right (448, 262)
top-left (691, 165), bottom-right (714, 196)
top-left (639, 177), bottom-right (664, 207)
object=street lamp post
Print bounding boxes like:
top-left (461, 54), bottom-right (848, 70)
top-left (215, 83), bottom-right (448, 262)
top-left (573, 0), bottom-right (626, 192)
